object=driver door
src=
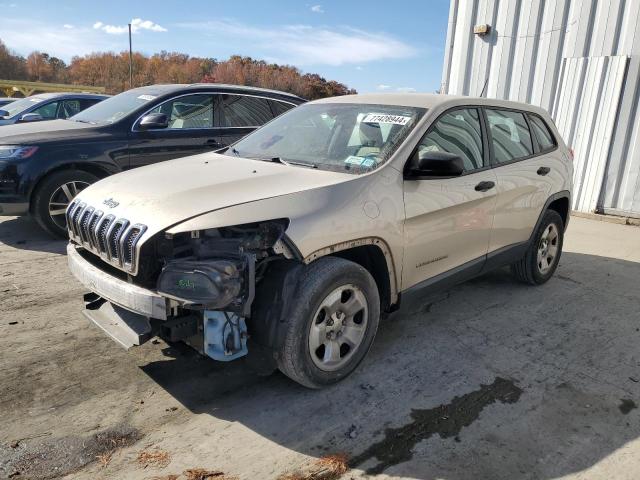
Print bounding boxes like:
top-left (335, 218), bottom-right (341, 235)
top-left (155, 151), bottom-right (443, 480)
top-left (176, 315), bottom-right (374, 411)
top-left (402, 107), bottom-right (498, 290)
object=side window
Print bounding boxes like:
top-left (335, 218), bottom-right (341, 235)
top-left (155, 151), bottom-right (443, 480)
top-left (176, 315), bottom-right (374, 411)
top-left (528, 114), bottom-right (557, 151)
top-left (416, 108), bottom-right (485, 172)
top-left (32, 101), bottom-right (60, 119)
top-left (486, 109), bottom-right (533, 163)
top-left (59, 100), bottom-right (81, 118)
top-left (80, 99), bottom-right (101, 110)
top-left (221, 95), bottom-right (273, 127)
top-left (149, 94), bottom-right (214, 129)
top-left (268, 100), bottom-right (295, 117)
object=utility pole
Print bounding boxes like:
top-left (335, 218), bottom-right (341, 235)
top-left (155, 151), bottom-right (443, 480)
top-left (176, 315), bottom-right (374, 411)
top-left (128, 23), bottom-right (133, 89)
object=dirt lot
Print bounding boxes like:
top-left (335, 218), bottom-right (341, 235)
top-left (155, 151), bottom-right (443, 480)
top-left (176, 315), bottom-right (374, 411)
top-left (1, 214), bottom-right (640, 480)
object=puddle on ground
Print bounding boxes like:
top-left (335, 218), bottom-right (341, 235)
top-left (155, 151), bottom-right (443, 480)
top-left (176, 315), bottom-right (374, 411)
top-left (350, 377), bottom-right (523, 474)
top-left (1, 425), bottom-right (141, 479)
top-left (619, 398), bottom-right (637, 414)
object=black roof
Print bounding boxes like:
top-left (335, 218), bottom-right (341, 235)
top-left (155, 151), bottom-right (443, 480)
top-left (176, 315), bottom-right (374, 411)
top-left (24, 92), bottom-right (110, 101)
top-left (124, 83), bottom-right (306, 103)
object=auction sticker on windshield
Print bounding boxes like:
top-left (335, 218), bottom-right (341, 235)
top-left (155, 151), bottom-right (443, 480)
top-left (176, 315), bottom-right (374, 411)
top-left (345, 156), bottom-right (376, 167)
top-left (363, 113), bottom-right (411, 125)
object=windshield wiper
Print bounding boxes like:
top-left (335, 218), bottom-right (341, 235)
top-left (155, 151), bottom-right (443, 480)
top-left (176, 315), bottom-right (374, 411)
top-left (72, 119), bottom-right (96, 124)
top-left (269, 157), bottom-right (318, 169)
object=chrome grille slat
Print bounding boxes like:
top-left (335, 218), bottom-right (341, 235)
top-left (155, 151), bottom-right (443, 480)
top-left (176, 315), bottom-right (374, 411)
top-left (87, 210), bottom-right (103, 250)
top-left (96, 215), bottom-right (115, 257)
top-left (78, 206), bottom-right (95, 245)
top-left (69, 202), bottom-right (86, 239)
top-left (120, 224), bottom-right (147, 268)
top-left (106, 219), bottom-right (129, 265)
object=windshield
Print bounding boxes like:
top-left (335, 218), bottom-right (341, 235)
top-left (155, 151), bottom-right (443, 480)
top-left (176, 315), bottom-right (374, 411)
top-left (71, 89), bottom-right (159, 125)
top-left (0, 97), bottom-right (46, 118)
top-left (226, 103), bottom-right (426, 173)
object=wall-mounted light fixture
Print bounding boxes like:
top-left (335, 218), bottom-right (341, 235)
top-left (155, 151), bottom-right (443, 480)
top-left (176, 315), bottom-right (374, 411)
top-left (473, 24), bottom-right (491, 36)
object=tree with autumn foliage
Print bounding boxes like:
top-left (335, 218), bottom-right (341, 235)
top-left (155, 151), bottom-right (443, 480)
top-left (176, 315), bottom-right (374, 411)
top-left (0, 38), bottom-right (356, 100)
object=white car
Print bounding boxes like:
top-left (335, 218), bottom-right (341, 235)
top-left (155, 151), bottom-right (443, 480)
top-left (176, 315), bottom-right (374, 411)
top-left (67, 94), bottom-right (573, 388)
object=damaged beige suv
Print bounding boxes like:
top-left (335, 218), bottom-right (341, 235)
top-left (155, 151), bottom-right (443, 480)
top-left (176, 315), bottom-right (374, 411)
top-left (67, 94), bottom-right (572, 388)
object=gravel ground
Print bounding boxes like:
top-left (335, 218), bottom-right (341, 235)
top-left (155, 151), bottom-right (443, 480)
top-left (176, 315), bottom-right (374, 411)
top-left (1, 214), bottom-right (640, 480)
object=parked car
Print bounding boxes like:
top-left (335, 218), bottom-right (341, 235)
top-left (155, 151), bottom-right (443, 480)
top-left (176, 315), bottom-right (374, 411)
top-left (0, 92), bottom-right (108, 126)
top-left (0, 98), bottom-right (14, 108)
top-left (0, 84), bottom-right (304, 237)
top-left (66, 94), bottom-right (572, 388)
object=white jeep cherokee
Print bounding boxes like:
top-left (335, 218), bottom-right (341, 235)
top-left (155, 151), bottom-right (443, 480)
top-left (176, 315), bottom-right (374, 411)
top-left (67, 94), bottom-right (572, 388)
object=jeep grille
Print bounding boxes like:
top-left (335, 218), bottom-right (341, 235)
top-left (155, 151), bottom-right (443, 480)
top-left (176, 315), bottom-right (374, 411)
top-left (66, 201), bottom-right (147, 275)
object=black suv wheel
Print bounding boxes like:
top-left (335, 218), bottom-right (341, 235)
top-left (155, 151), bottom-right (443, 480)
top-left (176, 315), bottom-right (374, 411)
top-left (32, 170), bottom-right (98, 238)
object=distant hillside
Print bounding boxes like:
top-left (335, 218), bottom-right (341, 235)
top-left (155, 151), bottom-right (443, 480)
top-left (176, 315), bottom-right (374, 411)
top-left (0, 39), bottom-right (356, 100)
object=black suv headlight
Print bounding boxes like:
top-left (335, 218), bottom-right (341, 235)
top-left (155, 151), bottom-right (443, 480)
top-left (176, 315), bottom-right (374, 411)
top-left (0, 145), bottom-right (39, 160)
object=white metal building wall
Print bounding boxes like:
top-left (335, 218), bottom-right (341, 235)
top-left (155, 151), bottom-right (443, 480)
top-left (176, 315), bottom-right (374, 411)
top-left (441, 0), bottom-right (640, 216)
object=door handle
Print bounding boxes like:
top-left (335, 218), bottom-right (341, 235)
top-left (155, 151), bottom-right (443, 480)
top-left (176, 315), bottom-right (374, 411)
top-left (474, 181), bottom-right (495, 192)
top-left (537, 167), bottom-right (551, 176)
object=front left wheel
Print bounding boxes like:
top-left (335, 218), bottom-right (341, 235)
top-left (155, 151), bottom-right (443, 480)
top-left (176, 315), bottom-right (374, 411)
top-left (276, 257), bottom-right (380, 388)
top-left (32, 169), bottom-right (98, 238)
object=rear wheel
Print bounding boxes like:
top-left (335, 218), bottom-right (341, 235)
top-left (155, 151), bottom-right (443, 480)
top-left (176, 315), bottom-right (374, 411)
top-left (276, 257), bottom-right (380, 388)
top-left (32, 170), bottom-right (97, 238)
top-left (511, 209), bottom-right (564, 285)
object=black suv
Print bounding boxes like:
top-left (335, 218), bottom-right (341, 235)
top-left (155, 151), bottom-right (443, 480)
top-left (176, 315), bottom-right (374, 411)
top-left (0, 84), bottom-right (304, 237)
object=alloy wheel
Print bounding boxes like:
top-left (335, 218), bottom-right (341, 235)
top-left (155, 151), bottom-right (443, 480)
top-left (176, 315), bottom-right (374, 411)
top-left (537, 223), bottom-right (559, 274)
top-left (48, 181), bottom-right (90, 229)
top-left (308, 284), bottom-right (369, 372)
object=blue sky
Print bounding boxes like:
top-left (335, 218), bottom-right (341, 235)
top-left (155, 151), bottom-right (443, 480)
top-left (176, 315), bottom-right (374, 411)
top-left (0, 0), bottom-right (450, 94)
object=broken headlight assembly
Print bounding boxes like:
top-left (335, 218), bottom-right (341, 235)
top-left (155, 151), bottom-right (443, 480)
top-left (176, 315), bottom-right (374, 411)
top-left (155, 219), bottom-right (290, 315)
top-left (157, 258), bottom-right (245, 308)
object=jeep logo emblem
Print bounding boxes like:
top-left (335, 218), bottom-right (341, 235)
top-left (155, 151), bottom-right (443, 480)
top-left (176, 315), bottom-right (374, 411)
top-left (103, 198), bottom-right (119, 208)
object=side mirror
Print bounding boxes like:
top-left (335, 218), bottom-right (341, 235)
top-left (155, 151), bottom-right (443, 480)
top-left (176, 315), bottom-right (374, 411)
top-left (138, 113), bottom-right (169, 130)
top-left (19, 113), bottom-right (44, 123)
top-left (0, 109), bottom-right (9, 118)
top-left (407, 150), bottom-right (464, 178)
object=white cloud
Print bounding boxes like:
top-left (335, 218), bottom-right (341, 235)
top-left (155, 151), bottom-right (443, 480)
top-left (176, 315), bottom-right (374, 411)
top-left (2, 18), bottom-right (123, 60)
top-left (63, 24), bottom-right (74, 29)
top-left (311, 5), bottom-right (324, 13)
top-left (356, 66), bottom-right (363, 71)
top-left (178, 20), bottom-right (416, 66)
top-left (93, 18), bottom-right (167, 35)
top-left (396, 87), bottom-right (417, 93)
top-left (377, 84), bottom-right (391, 90)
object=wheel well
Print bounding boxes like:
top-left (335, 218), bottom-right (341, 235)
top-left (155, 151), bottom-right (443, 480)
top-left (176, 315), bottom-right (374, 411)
top-left (331, 245), bottom-right (392, 312)
top-left (548, 196), bottom-right (569, 228)
top-left (28, 163), bottom-right (112, 213)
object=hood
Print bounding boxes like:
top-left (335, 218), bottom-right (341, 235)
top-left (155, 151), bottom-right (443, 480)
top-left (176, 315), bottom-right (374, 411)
top-left (0, 119), bottom-right (100, 144)
top-left (73, 152), bottom-right (355, 238)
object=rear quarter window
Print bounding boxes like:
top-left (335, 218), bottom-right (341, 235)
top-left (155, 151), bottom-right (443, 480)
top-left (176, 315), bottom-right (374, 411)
top-left (528, 114), bottom-right (557, 151)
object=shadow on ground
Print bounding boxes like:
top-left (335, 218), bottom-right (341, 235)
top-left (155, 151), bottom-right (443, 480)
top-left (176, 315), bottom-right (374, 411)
top-left (139, 251), bottom-right (640, 479)
top-left (0, 216), bottom-right (65, 254)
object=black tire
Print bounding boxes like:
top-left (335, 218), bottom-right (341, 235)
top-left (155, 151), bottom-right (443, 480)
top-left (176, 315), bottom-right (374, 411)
top-left (511, 209), bottom-right (564, 285)
top-left (32, 169), bottom-right (98, 238)
top-left (276, 256), bottom-right (380, 388)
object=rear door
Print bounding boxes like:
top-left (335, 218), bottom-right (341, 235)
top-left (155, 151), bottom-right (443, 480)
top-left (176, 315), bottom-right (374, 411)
top-left (127, 93), bottom-right (225, 169)
top-left (216, 94), bottom-right (296, 145)
top-left (485, 108), bottom-right (560, 252)
top-left (402, 107), bottom-right (498, 290)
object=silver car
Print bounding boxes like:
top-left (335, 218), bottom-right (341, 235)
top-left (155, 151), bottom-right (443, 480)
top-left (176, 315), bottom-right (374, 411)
top-left (66, 94), bottom-right (572, 388)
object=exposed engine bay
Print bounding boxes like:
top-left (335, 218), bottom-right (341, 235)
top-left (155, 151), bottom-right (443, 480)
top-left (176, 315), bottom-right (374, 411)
top-left (76, 219), bottom-right (297, 362)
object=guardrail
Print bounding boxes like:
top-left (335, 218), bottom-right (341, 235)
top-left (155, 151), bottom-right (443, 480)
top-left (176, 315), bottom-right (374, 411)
top-left (0, 80), bottom-right (106, 97)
